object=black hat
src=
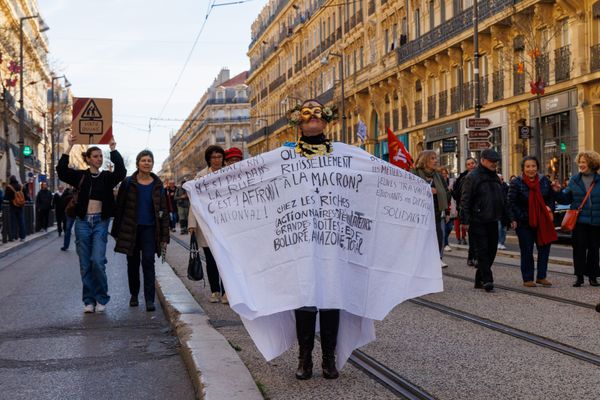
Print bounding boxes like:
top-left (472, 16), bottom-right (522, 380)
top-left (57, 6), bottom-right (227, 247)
top-left (480, 149), bottom-right (501, 162)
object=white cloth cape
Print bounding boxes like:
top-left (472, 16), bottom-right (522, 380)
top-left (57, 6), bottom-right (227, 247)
top-left (184, 143), bottom-right (443, 368)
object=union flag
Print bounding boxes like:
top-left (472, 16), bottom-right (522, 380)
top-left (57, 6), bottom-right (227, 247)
top-left (387, 128), bottom-right (414, 171)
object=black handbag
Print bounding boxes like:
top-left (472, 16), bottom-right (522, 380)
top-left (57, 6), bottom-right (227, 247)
top-left (187, 232), bottom-right (204, 281)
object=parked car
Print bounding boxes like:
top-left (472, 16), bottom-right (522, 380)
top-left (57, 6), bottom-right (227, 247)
top-left (553, 204), bottom-right (572, 243)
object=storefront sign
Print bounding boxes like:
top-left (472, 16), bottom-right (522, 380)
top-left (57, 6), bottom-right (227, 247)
top-left (530, 90), bottom-right (576, 117)
top-left (424, 121), bottom-right (459, 142)
top-left (519, 126), bottom-right (532, 139)
top-left (442, 139), bottom-right (456, 153)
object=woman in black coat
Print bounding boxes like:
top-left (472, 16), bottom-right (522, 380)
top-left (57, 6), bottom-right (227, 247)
top-left (112, 150), bottom-right (170, 311)
top-left (507, 156), bottom-right (557, 287)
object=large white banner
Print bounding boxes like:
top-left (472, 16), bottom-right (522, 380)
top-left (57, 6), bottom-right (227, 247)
top-left (184, 143), bottom-right (443, 368)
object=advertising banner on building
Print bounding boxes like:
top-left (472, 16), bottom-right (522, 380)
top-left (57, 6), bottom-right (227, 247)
top-left (184, 143), bottom-right (443, 367)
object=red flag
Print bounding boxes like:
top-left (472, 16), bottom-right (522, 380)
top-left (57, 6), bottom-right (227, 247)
top-left (387, 128), bottom-right (414, 171)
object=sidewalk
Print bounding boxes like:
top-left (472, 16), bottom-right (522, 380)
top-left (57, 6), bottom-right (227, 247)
top-left (0, 227), bottom-right (58, 260)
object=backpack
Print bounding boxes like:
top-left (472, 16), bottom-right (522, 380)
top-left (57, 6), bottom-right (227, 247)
top-left (9, 185), bottom-right (26, 207)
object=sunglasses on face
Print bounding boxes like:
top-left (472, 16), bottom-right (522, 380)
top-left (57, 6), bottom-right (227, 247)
top-left (300, 107), bottom-right (323, 121)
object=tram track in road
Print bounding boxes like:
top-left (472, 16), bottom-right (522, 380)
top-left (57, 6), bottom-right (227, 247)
top-left (443, 271), bottom-right (596, 310)
top-left (170, 234), bottom-right (438, 399)
top-left (410, 298), bottom-right (600, 367)
top-left (445, 253), bottom-right (574, 277)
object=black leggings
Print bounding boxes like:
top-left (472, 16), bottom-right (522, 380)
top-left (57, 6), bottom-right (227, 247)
top-left (203, 246), bottom-right (224, 294)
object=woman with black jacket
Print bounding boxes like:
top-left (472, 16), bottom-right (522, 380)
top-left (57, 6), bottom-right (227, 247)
top-left (507, 156), bottom-right (557, 287)
top-left (56, 135), bottom-right (126, 313)
top-left (111, 150), bottom-right (170, 311)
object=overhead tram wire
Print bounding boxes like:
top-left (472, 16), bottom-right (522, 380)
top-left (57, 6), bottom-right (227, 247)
top-left (148, 0), bottom-right (258, 147)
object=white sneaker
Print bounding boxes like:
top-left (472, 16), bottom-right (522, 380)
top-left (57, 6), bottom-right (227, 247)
top-left (209, 292), bottom-right (220, 303)
top-left (444, 245), bottom-right (452, 252)
top-left (497, 244), bottom-right (507, 250)
top-left (95, 303), bottom-right (106, 313)
top-left (441, 260), bottom-right (448, 268)
top-left (83, 304), bottom-right (95, 313)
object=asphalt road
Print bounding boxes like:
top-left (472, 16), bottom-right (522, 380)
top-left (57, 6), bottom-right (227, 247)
top-left (0, 235), bottom-right (195, 400)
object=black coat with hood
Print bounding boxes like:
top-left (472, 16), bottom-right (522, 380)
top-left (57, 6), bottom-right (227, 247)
top-left (111, 172), bottom-right (170, 257)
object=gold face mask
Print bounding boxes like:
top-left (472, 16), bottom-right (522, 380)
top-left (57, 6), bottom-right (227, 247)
top-left (300, 106), bottom-right (323, 121)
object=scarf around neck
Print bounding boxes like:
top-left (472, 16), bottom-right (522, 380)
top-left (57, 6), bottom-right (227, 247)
top-left (414, 168), bottom-right (448, 212)
top-left (523, 174), bottom-right (557, 246)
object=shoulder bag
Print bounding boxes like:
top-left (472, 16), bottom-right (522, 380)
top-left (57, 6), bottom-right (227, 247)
top-left (65, 174), bottom-right (85, 218)
top-left (561, 182), bottom-right (595, 232)
top-left (187, 232), bottom-right (204, 281)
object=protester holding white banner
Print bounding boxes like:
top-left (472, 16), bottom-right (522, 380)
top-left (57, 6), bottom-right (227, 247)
top-left (184, 99), bottom-right (443, 380)
top-left (188, 145), bottom-right (228, 304)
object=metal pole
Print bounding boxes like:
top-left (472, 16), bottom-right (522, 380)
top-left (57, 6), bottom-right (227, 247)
top-left (340, 55), bottom-right (347, 143)
top-left (18, 18), bottom-right (25, 184)
top-left (473, 0), bottom-right (481, 119)
top-left (50, 78), bottom-right (55, 190)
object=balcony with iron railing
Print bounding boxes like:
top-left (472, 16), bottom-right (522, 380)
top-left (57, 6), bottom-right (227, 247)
top-left (535, 53), bottom-right (550, 86)
top-left (591, 43), bottom-right (600, 72)
top-left (401, 106), bottom-right (408, 128)
top-left (439, 90), bottom-right (448, 117)
top-left (427, 95), bottom-right (436, 120)
top-left (554, 45), bottom-right (571, 83)
top-left (481, 75), bottom-right (489, 105)
top-left (513, 65), bottom-right (525, 96)
top-left (368, 0), bottom-right (376, 15)
top-left (415, 100), bottom-right (422, 125)
top-left (462, 82), bottom-right (473, 110)
top-left (450, 86), bottom-right (462, 114)
top-left (493, 70), bottom-right (504, 101)
top-left (396, 0), bottom-right (516, 65)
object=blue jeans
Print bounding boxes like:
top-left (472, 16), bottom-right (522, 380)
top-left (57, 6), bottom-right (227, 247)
top-left (9, 205), bottom-right (26, 240)
top-left (498, 221), bottom-right (507, 245)
top-left (75, 215), bottom-right (110, 306)
top-left (63, 217), bottom-right (75, 249)
top-left (516, 225), bottom-right (551, 282)
top-left (444, 219), bottom-right (454, 246)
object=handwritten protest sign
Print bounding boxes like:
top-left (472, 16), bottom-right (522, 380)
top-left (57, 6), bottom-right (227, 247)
top-left (184, 143), bottom-right (443, 367)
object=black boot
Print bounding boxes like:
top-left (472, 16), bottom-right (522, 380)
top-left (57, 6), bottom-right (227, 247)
top-left (295, 310), bottom-right (316, 380)
top-left (590, 277), bottom-right (599, 287)
top-left (573, 275), bottom-right (584, 287)
top-left (320, 309), bottom-right (340, 379)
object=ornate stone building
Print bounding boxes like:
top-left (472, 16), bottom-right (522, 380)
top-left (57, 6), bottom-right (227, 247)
top-left (247, 0), bottom-right (597, 181)
top-left (169, 68), bottom-right (250, 182)
top-left (0, 0), bottom-right (52, 185)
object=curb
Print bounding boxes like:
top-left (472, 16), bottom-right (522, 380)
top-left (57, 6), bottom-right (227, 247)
top-left (155, 259), bottom-right (263, 400)
top-left (0, 227), bottom-right (58, 260)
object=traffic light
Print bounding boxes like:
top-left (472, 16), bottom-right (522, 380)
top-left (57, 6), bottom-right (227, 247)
top-left (560, 142), bottom-right (566, 152)
top-left (22, 145), bottom-right (33, 157)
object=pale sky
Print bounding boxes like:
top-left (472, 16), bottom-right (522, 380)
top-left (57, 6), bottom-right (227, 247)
top-left (39, 0), bottom-right (268, 171)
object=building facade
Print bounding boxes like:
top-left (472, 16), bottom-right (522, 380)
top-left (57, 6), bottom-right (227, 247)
top-left (168, 69), bottom-right (250, 182)
top-left (0, 0), bottom-right (52, 186)
top-left (247, 0), bottom-right (598, 181)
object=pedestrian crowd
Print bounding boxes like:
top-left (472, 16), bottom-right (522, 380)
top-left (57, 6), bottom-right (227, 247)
top-left (424, 148), bottom-right (600, 293)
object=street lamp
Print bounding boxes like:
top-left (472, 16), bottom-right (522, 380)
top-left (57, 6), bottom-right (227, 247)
top-left (18, 14), bottom-right (49, 184)
top-left (256, 118), bottom-right (268, 152)
top-left (321, 52), bottom-right (346, 143)
top-left (50, 75), bottom-right (71, 190)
